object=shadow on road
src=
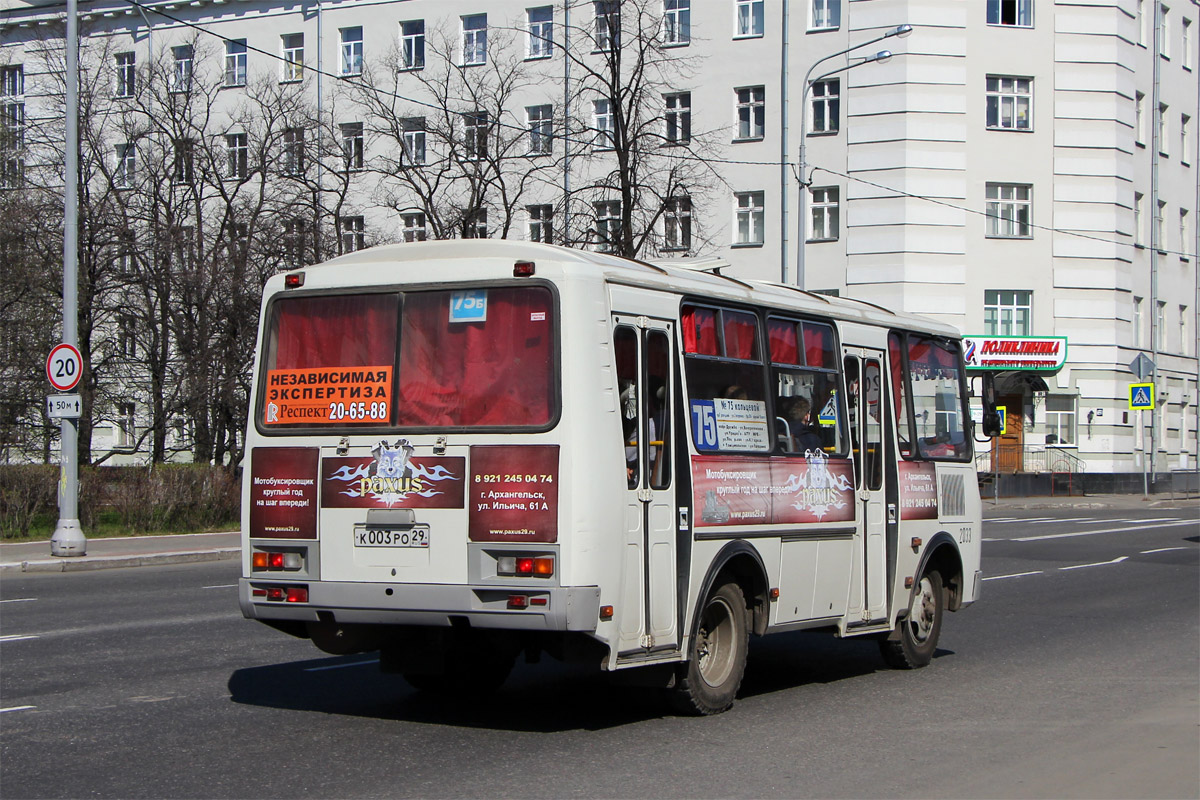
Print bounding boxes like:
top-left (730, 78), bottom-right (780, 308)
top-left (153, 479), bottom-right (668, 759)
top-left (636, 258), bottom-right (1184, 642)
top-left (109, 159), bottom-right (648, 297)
top-left (227, 630), bottom-right (932, 731)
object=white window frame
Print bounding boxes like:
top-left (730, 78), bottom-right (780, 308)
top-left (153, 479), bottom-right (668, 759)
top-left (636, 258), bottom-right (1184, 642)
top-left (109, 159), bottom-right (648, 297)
top-left (401, 117), bottom-right (426, 165)
top-left (340, 27), bottom-right (363, 76)
top-left (1183, 18), bottom-right (1193, 69)
top-left (734, 0), bottom-right (764, 37)
top-left (117, 402), bottom-right (136, 450)
top-left (464, 209), bottom-right (488, 239)
top-left (735, 86), bottom-right (765, 141)
top-left (664, 91), bottom-right (691, 144)
top-left (400, 21), bottom-right (425, 70)
top-left (594, 200), bottom-right (621, 252)
top-left (987, 0), bottom-right (1033, 27)
top-left (170, 45), bottom-right (193, 92)
top-left (1160, 4), bottom-right (1171, 58)
top-left (282, 127), bottom-right (305, 176)
top-left (284, 217), bottom-right (307, 269)
top-left (527, 7), bottom-right (553, 59)
top-left (341, 122), bottom-right (364, 171)
top-left (1182, 114), bottom-right (1192, 165)
top-left (663, 0), bottom-right (691, 45)
top-left (1156, 300), bottom-right (1166, 349)
top-left (1136, 92), bottom-right (1146, 146)
top-left (114, 143), bottom-right (135, 188)
top-left (1135, 192), bottom-right (1145, 247)
top-left (808, 186), bottom-right (839, 241)
top-left (115, 52), bottom-right (136, 98)
top-left (527, 104), bottom-right (553, 155)
top-left (402, 213), bottom-right (427, 242)
top-left (527, 204), bottom-right (553, 242)
top-left (810, 79), bottom-right (839, 134)
top-left (462, 14), bottom-right (488, 66)
top-left (1133, 296), bottom-right (1144, 347)
top-left (593, 99), bottom-right (615, 150)
top-left (985, 75), bottom-right (1032, 131)
top-left (663, 196), bottom-right (691, 251)
top-left (225, 39), bottom-right (247, 87)
top-left (340, 215), bottom-right (365, 253)
top-left (984, 290), bottom-right (1033, 336)
top-left (173, 138), bottom-right (194, 183)
top-left (1181, 208), bottom-right (1191, 260)
top-left (282, 34), bottom-right (304, 82)
top-left (463, 110), bottom-right (489, 160)
top-left (0, 65), bottom-right (23, 98)
top-left (226, 133), bottom-right (248, 179)
top-left (1180, 305), bottom-right (1189, 354)
top-left (985, 183), bottom-right (1033, 238)
top-left (810, 0), bottom-right (840, 31)
top-left (734, 191), bottom-right (765, 246)
top-left (1044, 395), bottom-right (1077, 445)
top-left (1158, 103), bottom-right (1169, 156)
top-left (595, 1), bottom-right (620, 51)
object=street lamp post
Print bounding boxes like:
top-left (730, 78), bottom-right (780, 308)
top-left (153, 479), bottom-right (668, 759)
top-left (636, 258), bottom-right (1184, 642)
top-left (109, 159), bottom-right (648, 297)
top-left (793, 24), bottom-right (912, 288)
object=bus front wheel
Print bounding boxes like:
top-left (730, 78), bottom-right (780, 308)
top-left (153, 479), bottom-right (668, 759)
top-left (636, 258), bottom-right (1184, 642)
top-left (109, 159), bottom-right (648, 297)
top-left (879, 569), bottom-right (944, 669)
top-left (668, 581), bottom-right (749, 715)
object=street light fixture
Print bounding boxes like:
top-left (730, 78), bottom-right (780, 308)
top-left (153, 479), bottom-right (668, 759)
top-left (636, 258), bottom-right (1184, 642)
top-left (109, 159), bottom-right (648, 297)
top-left (792, 24), bottom-right (912, 288)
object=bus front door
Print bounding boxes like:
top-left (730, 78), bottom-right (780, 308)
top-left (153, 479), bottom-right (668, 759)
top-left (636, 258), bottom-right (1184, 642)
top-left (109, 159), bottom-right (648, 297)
top-left (844, 350), bottom-right (889, 623)
top-left (613, 318), bottom-right (678, 656)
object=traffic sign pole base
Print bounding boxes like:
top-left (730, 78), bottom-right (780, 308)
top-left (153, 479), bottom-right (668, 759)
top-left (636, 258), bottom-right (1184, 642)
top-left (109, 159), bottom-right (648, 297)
top-left (50, 518), bottom-right (87, 557)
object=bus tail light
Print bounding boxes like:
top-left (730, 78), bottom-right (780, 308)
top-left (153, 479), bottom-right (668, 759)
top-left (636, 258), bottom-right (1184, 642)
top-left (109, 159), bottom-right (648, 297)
top-left (284, 272), bottom-right (305, 288)
top-left (265, 587), bottom-right (285, 601)
top-left (508, 595), bottom-right (528, 609)
top-left (286, 587), bottom-right (308, 603)
top-left (496, 555), bottom-right (554, 577)
top-left (513, 261), bottom-right (535, 277)
top-left (253, 550), bottom-right (303, 571)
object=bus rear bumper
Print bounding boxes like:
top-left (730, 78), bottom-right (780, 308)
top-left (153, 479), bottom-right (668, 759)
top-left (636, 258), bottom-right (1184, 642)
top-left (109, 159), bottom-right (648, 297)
top-left (239, 578), bottom-right (601, 633)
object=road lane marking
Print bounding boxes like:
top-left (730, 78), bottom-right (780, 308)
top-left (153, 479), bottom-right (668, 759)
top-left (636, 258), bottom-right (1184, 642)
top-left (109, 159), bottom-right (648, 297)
top-left (1011, 520), bottom-right (1193, 542)
top-left (0, 634), bottom-right (41, 643)
top-left (202, 584), bottom-right (238, 589)
top-left (1140, 546), bottom-right (1188, 554)
top-left (0, 706), bottom-right (36, 713)
top-left (982, 571), bottom-right (1044, 581)
top-left (304, 658), bottom-right (379, 672)
top-left (1027, 517), bottom-right (1096, 524)
top-left (989, 517), bottom-right (1056, 524)
top-left (0, 598), bottom-right (37, 604)
top-left (1060, 556), bottom-right (1129, 571)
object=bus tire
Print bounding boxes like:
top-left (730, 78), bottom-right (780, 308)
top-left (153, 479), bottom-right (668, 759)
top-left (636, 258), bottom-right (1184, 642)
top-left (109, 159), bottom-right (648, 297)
top-left (668, 581), bottom-right (749, 715)
top-left (879, 569), bottom-right (944, 669)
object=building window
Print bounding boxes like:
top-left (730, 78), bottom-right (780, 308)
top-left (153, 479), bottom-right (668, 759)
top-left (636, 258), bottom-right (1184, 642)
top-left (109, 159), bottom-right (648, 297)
top-left (527, 7), bottom-right (553, 59)
top-left (808, 186), bottom-right (839, 241)
top-left (462, 14), bottom-right (488, 66)
top-left (463, 110), bottom-right (489, 159)
top-left (402, 213), bottom-right (427, 242)
top-left (463, 209), bottom-right (488, 239)
top-left (1180, 305), bottom-right (1189, 354)
top-left (1138, 0), bottom-right (1148, 45)
top-left (527, 104), bottom-right (553, 155)
top-left (1135, 192), bottom-right (1145, 246)
top-left (664, 92), bottom-right (691, 144)
top-left (986, 75), bottom-right (1032, 130)
top-left (735, 86), bottom-right (765, 140)
top-left (1158, 103), bottom-right (1169, 155)
top-left (985, 183), bottom-right (1032, 238)
top-left (340, 27), bottom-right (363, 76)
top-left (664, 0), bottom-right (691, 45)
top-left (528, 204), bottom-right (553, 242)
top-left (1156, 301), bottom-right (1166, 349)
top-left (1159, 4), bottom-right (1170, 58)
top-left (1133, 296), bottom-right (1144, 347)
top-left (595, 1), bottom-right (620, 51)
top-left (594, 200), bottom-right (621, 252)
top-left (987, 0), bottom-right (1032, 27)
top-left (1157, 199), bottom-right (1167, 250)
top-left (663, 196), bottom-right (691, 251)
top-left (735, 0), bottom-right (764, 37)
top-left (340, 215), bottom-right (364, 253)
top-left (810, 79), bottom-right (839, 133)
top-left (225, 39), bottom-right (247, 87)
top-left (1136, 92), bottom-right (1146, 145)
top-left (114, 143), bottom-right (135, 188)
top-left (1183, 18), bottom-right (1193, 69)
top-left (283, 217), bottom-right (307, 268)
top-left (119, 314), bottom-right (138, 358)
top-left (341, 122), bottom-right (364, 171)
top-left (1045, 395), bottom-right (1076, 445)
top-left (117, 402), bottom-right (136, 449)
top-left (0, 65), bottom-right (22, 98)
top-left (171, 45), bottom-right (193, 92)
top-left (116, 230), bottom-right (136, 275)
top-left (226, 133), bottom-right (247, 179)
top-left (282, 128), bottom-right (305, 175)
top-left (173, 138), bottom-right (194, 183)
top-left (984, 289), bottom-right (1032, 336)
top-left (281, 33), bottom-right (304, 82)
top-left (735, 191), bottom-right (764, 245)
top-left (810, 0), bottom-right (840, 30)
top-left (401, 117), bottom-right (426, 165)
top-left (115, 52), bottom-right (136, 98)
top-left (1182, 114), bottom-right (1192, 164)
top-left (0, 99), bottom-right (22, 188)
top-left (593, 99), bottom-right (615, 150)
top-left (400, 21), bottom-right (425, 70)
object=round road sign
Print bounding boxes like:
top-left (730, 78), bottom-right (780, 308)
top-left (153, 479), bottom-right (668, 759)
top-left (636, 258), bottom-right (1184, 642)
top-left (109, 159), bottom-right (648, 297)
top-left (47, 343), bottom-right (83, 392)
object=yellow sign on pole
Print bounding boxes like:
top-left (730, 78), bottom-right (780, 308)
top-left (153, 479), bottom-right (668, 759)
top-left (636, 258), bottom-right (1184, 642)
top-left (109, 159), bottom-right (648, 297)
top-left (995, 405), bottom-right (1007, 435)
top-left (1129, 382), bottom-right (1155, 410)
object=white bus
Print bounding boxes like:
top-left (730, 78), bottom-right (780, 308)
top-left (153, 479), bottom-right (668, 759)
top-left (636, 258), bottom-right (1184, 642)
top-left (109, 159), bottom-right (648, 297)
top-left (240, 240), bottom-right (987, 714)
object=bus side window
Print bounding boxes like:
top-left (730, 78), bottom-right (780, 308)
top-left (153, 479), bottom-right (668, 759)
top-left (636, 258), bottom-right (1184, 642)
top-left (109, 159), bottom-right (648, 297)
top-left (614, 326), bottom-right (639, 488)
top-left (843, 356), bottom-right (861, 483)
top-left (646, 330), bottom-right (671, 489)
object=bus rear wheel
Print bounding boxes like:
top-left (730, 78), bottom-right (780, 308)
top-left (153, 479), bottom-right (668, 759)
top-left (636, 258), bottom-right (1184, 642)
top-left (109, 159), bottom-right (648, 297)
top-left (879, 569), bottom-right (943, 669)
top-left (668, 581), bottom-right (749, 715)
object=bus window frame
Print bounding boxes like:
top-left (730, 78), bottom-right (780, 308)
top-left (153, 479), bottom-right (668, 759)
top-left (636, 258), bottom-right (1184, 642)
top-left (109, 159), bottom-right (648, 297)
top-left (254, 279), bottom-right (563, 437)
top-left (765, 313), bottom-right (847, 458)
top-left (891, 329), bottom-right (972, 463)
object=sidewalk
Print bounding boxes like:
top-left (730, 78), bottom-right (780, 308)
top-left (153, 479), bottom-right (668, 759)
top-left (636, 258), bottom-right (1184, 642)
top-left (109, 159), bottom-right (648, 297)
top-left (981, 492), bottom-right (1200, 513)
top-left (0, 531), bottom-right (239, 575)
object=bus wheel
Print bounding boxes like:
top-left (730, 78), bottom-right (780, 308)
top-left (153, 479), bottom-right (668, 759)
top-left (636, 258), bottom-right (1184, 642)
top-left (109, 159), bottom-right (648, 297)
top-left (879, 569), bottom-right (944, 669)
top-left (669, 582), bottom-right (749, 715)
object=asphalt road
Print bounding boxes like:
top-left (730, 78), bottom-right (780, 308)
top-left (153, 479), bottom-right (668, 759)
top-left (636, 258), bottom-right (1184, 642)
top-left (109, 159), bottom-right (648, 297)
top-left (1, 507), bottom-right (1196, 799)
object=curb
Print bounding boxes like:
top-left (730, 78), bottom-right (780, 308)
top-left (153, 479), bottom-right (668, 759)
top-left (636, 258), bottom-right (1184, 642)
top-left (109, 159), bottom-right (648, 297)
top-left (0, 547), bottom-right (239, 574)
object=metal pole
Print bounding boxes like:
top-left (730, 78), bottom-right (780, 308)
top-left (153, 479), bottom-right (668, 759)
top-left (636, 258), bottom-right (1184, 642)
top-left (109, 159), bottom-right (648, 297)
top-left (51, 0), bottom-right (85, 556)
top-left (780, 0), bottom-right (790, 284)
top-left (1149, 0), bottom-right (1162, 490)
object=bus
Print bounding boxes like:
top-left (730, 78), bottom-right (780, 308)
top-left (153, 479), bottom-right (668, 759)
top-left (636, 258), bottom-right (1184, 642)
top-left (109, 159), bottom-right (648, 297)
top-left (239, 239), bottom-right (988, 714)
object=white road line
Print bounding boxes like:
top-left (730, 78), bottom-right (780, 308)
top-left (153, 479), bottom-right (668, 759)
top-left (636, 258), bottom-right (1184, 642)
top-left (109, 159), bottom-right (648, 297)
top-left (304, 658), bottom-right (379, 672)
top-left (1027, 517), bottom-right (1095, 524)
top-left (1060, 556), bottom-right (1129, 571)
top-left (989, 517), bottom-right (1056, 524)
top-left (1012, 520), bottom-right (1193, 542)
top-left (0, 706), bottom-right (36, 713)
top-left (0, 598), bottom-right (37, 604)
top-left (982, 571), bottom-right (1044, 581)
top-left (201, 584), bottom-right (238, 590)
top-left (1141, 546), bottom-right (1188, 554)
top-left (0, 634), bottom-right (41, 643)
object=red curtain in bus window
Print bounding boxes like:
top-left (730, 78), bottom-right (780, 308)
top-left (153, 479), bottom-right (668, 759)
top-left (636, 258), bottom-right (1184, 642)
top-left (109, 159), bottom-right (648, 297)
top-left (767, 319), bottom-right (800, 365)
top-left (396, 288), bottom-right (553, 427)
top-left (273, 294), bottom-right (396, 369)
top-left (722, 311), bottom-right (758, 360)
top-left (682, 306), bottom-right (718, 355)
top-left (802, 322), bottom-right (836, 370)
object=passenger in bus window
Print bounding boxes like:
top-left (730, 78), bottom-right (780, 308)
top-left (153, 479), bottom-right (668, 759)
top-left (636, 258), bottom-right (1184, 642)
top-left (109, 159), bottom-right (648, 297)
top-left (780, 396), bottom-right (822, 454)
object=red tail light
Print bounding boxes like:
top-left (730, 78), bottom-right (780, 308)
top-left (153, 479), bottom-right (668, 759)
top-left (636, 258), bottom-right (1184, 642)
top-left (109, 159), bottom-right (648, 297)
top-left (286, 587), bottom-right (308, 603)
top-left (284, 272), bottom-right (305, 288)
top-left (508, 595), bottom-right (528, 609)
top-left (269, 552), bottom-right (285, 569)
top-left (516, 557), bottom-right (535, 575)
top-left (265, 587), bottom-right (285, 601)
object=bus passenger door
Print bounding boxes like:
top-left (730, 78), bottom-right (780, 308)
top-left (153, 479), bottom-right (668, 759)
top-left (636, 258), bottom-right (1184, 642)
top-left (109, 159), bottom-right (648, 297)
top-left (844, 350), bottom-right (889, 623)
top-left (613, 317), bottom-right (678, 656)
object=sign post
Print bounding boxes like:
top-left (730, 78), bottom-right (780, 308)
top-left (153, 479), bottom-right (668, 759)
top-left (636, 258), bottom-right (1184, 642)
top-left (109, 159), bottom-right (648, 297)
top-left (47, 341), bottom-right (85, 556)
top-left (1129, 381), bottom-right (1155, 496)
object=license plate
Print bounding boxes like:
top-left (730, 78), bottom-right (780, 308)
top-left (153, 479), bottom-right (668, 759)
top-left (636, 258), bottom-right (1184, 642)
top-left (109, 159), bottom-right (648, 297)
top-left (353, 525), bottom-right (429, 548)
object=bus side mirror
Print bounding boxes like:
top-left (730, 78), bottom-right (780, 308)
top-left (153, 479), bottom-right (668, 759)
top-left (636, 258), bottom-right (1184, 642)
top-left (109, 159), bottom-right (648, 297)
top-left (981, 410), bottom-right (1003, 438)
top-left (977, 373), bottom-right (1002, 438)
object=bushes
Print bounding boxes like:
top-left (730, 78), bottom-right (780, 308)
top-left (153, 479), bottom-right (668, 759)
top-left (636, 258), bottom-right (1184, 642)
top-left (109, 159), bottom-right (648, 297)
top-left (0, 464), bottom-right (240, 539)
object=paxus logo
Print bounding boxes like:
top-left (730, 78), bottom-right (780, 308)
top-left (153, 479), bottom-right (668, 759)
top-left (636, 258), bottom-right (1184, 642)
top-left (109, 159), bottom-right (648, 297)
top-left (323, 439), bottom-right (460, 508)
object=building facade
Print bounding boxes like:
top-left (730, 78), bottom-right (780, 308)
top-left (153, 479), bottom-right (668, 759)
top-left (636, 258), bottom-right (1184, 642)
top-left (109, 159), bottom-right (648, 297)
top-left (1, 0), bottom-right (1197, 484)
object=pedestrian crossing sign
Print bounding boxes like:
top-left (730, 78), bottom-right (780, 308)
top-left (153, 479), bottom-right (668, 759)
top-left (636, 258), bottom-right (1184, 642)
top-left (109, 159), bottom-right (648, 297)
top-left (1129, 382), bottom-right (1155, 410)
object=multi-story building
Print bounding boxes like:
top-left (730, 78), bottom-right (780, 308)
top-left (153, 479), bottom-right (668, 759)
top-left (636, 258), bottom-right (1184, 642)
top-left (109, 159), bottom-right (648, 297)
top-left (1, 0), bottom-right (1197, 487)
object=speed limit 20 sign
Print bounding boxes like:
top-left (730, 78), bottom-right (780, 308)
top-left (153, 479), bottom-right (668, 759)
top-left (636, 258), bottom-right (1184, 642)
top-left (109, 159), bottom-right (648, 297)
top-left (46, 343), bottom-right (83, 392)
